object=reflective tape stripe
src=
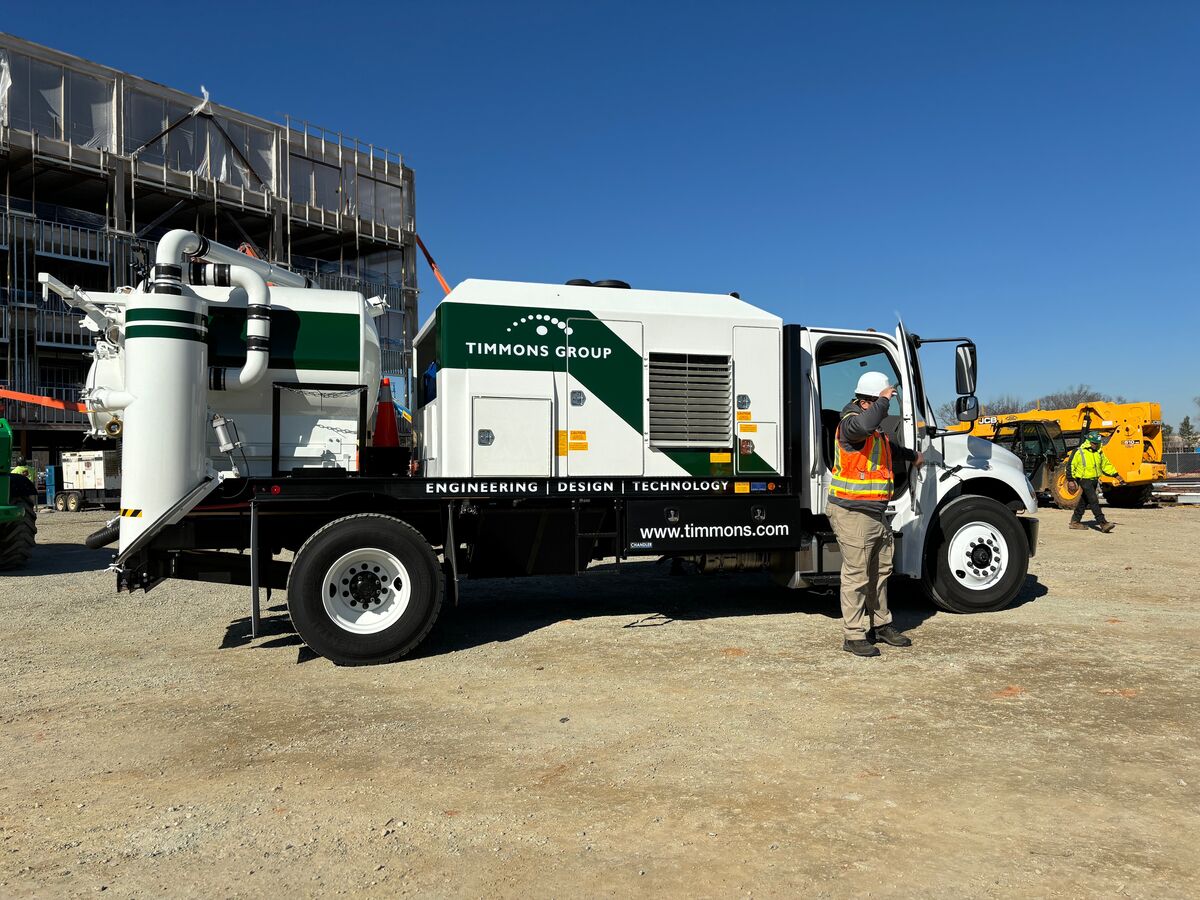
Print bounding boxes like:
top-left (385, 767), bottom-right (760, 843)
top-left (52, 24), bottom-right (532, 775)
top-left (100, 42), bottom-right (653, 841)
top-left (120, 508), bottom-right (143, 518)
top-left (830, 476), bottom-right (893, 489)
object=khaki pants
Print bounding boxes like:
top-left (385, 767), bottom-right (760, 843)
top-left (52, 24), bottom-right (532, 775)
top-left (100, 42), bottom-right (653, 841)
top-left (827, 503), bottom-right (894, 640)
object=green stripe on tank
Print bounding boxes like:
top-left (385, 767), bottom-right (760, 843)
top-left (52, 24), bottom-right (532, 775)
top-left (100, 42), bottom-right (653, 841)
top-left (126, 324), bottom-right (207, 342)
top-left (207, 308), bottom-right (360, 372)
top-left (126, 308), bottom-right (207, 327)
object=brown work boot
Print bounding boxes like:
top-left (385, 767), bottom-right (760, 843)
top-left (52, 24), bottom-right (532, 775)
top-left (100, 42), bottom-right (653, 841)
top-left (1100, 522), bottom-right (1116, 533)
top-left (870, 625), bottom-right (912, 647)
top-left (842, 639), bottom-right (880, 658)
top-left (1069, 521), bottom-right (1086, 530)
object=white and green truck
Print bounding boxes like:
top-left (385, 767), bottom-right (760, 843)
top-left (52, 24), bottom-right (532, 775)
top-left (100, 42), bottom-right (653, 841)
top-left (46, 232), bottom-right (1039, 665)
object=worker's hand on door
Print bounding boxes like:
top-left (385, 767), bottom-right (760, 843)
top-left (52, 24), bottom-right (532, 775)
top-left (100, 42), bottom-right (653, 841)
top-left (879, 385), bottom-right (897, 400)
top-left (915, 451), bottom-right (926, 468)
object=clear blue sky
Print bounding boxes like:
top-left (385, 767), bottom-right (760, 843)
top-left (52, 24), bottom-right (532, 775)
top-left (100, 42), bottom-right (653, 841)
top-left (8, 1), bottom-right (1198, 425)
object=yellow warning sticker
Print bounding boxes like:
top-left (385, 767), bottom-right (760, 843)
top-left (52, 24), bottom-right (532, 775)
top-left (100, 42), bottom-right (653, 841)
top-left (736, 411), bottom-right (752, 422)
top-left (556, 430), bottom-right (568, 456)
top-left (739, 423), bottom-right (758, 433)
top-left (709, 452), bottom-right (732, 463)
top-left (734, 482), bottom-right (750, 494)
top-left (120, 508), bottom-right (143, 518)
top-left (569, 441), bottom-right (589, 451)
top-left (569, 430), bottom-right (587, 441)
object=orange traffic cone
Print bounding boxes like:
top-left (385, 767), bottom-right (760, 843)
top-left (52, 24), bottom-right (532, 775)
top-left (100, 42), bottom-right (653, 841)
top-left (373, 378), bottom-right (400, 448)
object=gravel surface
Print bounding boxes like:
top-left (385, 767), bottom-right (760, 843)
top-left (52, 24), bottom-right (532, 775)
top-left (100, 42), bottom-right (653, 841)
top-left (1, 504), bottom-right (1197, 897)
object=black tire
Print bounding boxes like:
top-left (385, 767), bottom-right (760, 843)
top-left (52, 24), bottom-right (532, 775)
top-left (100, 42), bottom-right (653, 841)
top-left (0, 475), bottom-right (38, 570)
top-left (286, 513), bottom-right (444, 665)
top-left (54, 492), bottom-right (67, 512)
top-left (66, 492), bottom-right (81, 512)
top-left (922, 496), bottom-right (1029, 614)
top-left (1048, 464), bottom-right (1080, 509)
top-left (1101, 483), bottom-right (1153, 508)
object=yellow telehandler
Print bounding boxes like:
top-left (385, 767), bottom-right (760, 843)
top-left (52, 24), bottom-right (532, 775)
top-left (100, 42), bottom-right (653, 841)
top-left (965, 401), bottom-right (1166, 509)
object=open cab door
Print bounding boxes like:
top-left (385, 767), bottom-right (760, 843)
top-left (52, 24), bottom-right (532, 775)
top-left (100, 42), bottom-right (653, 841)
top-left (894, 320), bottom-right (930, 508)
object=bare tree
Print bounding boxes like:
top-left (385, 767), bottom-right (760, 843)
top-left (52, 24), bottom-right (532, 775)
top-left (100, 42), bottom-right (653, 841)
top-left (1032, 383), bottom-right (1111, 410)
top-left (980, 394), bottom-right (1028, 415)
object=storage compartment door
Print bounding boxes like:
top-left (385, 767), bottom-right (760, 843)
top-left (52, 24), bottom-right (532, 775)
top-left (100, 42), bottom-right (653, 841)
top-left (471, 396), bottom-right (553, 477)
top-left (565, 318), bottom-right (645, 476)
top-left (733, 326), bottom-right (781, 475)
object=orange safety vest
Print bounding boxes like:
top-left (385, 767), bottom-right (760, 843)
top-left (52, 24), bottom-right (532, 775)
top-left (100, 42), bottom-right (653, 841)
top-left (829, 413), bottom-right (894, 502)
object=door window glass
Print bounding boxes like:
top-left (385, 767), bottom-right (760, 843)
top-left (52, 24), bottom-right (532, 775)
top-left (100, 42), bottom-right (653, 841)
top-left (816, 341), bottom-right (901, 417)
top-left (815, 339), bottom-right (904, 468)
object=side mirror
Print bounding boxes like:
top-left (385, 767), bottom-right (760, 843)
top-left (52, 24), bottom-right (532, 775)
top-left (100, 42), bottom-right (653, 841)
top-left (955, 342), bottom-right (977, 395)
top-left (956, 395), bottom-right (980, 423)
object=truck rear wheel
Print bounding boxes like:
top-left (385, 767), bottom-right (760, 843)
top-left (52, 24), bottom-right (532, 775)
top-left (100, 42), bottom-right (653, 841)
top-left (0, 476), bottom-right (37, 570)
top-left (923, 496), bottom-right (1029, 613)
top-left (1101, 483), bottom-right (1153, 508)
top-left (287, 513), bottom-right (444, 665)
top-left (1048, 464), bottom-right (1080, 509)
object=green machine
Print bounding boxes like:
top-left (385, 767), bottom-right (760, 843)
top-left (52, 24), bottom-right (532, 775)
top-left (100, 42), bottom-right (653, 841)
top-left (0, 419), bottom-right (37, 569)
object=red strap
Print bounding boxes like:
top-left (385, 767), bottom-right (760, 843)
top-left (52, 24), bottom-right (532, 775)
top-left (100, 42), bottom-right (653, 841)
top-left (0, 388), bottom-right (87, 414)
top-left (415, 233), bottom-right (452, 297)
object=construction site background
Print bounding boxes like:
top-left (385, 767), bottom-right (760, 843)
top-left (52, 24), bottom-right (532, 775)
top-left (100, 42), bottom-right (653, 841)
top-left (0, 33), bottom-right (417, 467)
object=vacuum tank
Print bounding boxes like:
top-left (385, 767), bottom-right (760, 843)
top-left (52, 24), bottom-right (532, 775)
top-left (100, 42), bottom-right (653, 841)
top-left (45, 230), bottom-right (384, 556)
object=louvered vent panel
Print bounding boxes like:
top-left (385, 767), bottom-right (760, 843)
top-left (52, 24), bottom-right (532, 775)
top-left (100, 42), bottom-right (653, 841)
top-left (648, 353), bottom-right (733, 447)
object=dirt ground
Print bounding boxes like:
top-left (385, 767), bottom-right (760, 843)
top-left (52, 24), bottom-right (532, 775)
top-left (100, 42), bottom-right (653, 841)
top-left (1, 502), bottom-right (1198, 898)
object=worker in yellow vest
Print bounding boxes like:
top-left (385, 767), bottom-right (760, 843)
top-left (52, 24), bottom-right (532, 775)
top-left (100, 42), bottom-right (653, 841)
top-left (1068, 430), bottom-right (1121, 533)
top-left (827, 372), bottom-right (923, 658)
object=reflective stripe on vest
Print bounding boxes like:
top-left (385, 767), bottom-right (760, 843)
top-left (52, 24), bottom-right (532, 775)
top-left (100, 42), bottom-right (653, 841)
top-left (829, 414), bottom-right (894, 502)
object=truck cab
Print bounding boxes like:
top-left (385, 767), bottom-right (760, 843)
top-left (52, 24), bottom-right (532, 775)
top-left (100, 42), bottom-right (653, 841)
top-left (778, 324), bottom-right (1039, 613)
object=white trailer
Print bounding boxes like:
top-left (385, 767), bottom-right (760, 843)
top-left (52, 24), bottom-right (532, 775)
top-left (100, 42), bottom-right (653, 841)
top-left (57, 450), bottom-right (121, 512)
top-left (43, 232), bottom-right (1039, 666)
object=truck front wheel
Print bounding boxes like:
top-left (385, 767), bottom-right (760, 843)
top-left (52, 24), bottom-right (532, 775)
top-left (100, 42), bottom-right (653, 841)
top-left (923, 496), bottom-right (1029, 613)
top-left (287, 514), bottom-right (444, 665)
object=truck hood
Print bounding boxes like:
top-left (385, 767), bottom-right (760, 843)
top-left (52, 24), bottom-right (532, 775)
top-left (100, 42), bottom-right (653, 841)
top-left (930, 432), bottom-right (1038, 514)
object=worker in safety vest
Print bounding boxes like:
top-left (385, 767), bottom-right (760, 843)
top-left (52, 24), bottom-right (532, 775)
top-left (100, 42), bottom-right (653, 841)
top-left (827, 371), bottom-right (923, 658)
top-left (1068, 430), bottom-right (1121, 533)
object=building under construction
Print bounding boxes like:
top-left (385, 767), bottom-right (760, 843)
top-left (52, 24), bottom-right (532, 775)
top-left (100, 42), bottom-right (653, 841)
top-left (0, 32), bottom-right (417, 467)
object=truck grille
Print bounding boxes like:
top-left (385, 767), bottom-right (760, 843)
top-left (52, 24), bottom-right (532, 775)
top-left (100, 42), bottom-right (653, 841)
top-left (648, 353), bottom-right (733, 447)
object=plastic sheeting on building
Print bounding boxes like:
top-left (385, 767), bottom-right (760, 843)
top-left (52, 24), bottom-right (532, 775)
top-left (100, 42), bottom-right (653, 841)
top-left (1, 50), bottom-right (113, 149)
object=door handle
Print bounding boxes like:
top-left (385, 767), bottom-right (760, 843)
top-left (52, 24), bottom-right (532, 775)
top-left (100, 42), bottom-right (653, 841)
top-left (477, 429), bottom-right (494, 446)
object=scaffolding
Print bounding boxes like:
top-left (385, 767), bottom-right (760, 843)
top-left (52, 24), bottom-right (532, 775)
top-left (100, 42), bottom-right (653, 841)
top-left (0, 32), bottom-right (418, 449)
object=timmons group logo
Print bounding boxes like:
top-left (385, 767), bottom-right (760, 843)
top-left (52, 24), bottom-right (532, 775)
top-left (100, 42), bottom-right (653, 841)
top-left (462, 310), bottom-right (614, 360)
top-left (507, 312), bottom-right (575, 337)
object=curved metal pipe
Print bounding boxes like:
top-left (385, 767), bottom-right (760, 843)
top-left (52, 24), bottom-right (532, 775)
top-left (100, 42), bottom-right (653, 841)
top-left (192, 236), bottom-right (311, 289)
top-left (156, 229), bottom-right (204, 267)
top-left (194, 263), bottom-right (272, 392)
top-left (154, 229), bottom-right (310, 290)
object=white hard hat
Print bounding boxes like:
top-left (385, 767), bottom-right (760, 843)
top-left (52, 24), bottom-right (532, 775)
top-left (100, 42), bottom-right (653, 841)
top-left (855, 371), bottom-right (892, 398)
